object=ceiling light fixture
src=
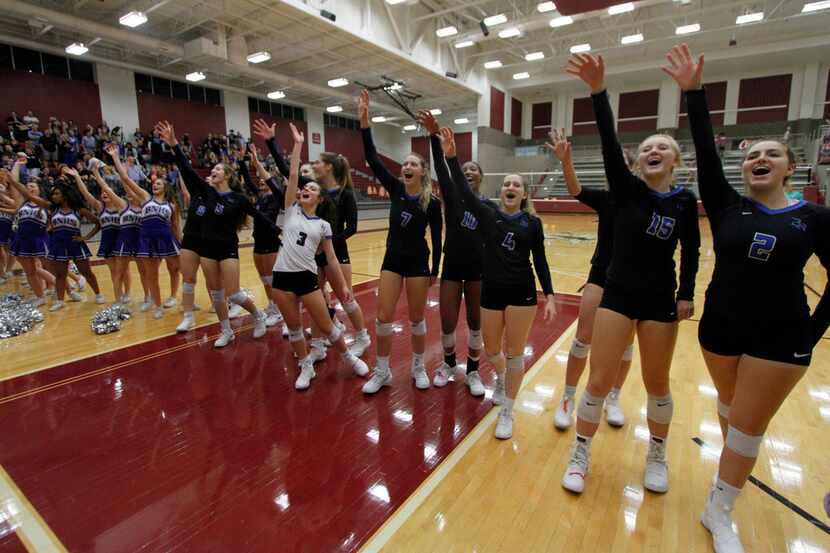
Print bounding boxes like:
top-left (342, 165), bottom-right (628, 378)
top-left (454, 40), bottom-right (475, 48)
top-left (550, 16), bottom-right (574, 27)
top-left (803, 1), bottom-right (830, 12)
top-left (326, 105), bottom-right (343, 113)
top-left (525, 51), bottom-right (545, 61)
top-left (454, 117), bottom-right (470, 124)
top-left (621, 33), bottom-right (644, 44)
top-left (267, 90), bottom-right (285, 100)
top-left (483, 14), bottom-right (508, 26)
top-left (608, 2), bottom-right (635, 15)
top-left (484, 60), bottom-right (503, 69)
top-left (513, 72), bottom-right (530, 80)
top-left (372, 116), bottom-right (387, 123)
top-left (65, 42), bottom-right (88, 56)
top-left (498, 27), bottom-right (521, 38)
top-left (736, 11), bottom-right (764, 24)
top-left (119, 11), bottom-right (148, 28)
top-left (186, 71), bottom-right (206, 82)
top-left (569, 43), bottom-right (591, 53)
top-left (676, 23), bottom-right (701, 34)
top-left (436, 25), bottom-right (458, 37)
top-left (247, 51), bottom-right (271, 64)
top-left (537, 2), bottom-right (557, 13)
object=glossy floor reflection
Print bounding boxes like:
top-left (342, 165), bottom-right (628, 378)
top-left (0, 280), bottom-right (578, 553)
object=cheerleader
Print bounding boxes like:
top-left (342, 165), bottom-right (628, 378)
top-left (112, 175), bottom-right (148, 309)
top-left (156, 121), bottom-right (269, 348)
top-left (545, 130), bottom-right (633, 430)
top-left (272, 123), bottom-right (368, 389)
top-left (107, 144), bottom-right (179, 319)
top-left (69, 165), bottom-right (132, 303)
top-left (562, 53), bottom-right (700, 495)
top-left (439, 126), bottom-right (556, 438)
top-left (666, 44), bottom-right (830, 552)
top-left (357, 90), bottom-right (443, 394)
top-left (0, 181), bottom-right (13, 283)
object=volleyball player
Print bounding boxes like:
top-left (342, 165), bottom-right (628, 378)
top-left (272, 122), bottom-right (368, 389)
top-left (439, 126), bottom-right (556, 438)
top-left (562, 53), bottom-right (700, 494)
top-left (357, 90), bottom-right (443, 394)
top-left (544, 129), bottom-right (633, 429)
top-left (417, 110), bottom-right (490, 397)
top-left (665, 44), bottom-right (830, 552)
top-left (176, 168), bottom-right (207, 332)
top-left (156, 121), bottom-right (269, 347)
top-left (107, 145), bottom-right (180, 319)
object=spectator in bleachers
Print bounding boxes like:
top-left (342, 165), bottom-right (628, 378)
top-left (22, 110), bottom-right (39, 127)
top-left (715, 132), bottom-right (728, 155)
top-left (125, 155), bottom-right (147, 184)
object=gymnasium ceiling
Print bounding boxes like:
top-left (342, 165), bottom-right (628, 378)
top-left (0, 0), bottom-right (829, 125)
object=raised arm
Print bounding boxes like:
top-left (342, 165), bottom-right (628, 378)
top-left (531, 219), bottom-right (557, 320)
top-left (285, 123), bottom-right (304, 211)
top-left (358, 90), bottom-right (403, 195)
top-left (155, 121), bottom-right (208, 198)
top-left (664, 44), bottom-right (739, 218)
top-left (428, 199), bottom-right (442, 278)
top-left (77, 207), bottom-right (101, 242)
top-left (237, 156), bottom-right (258, 197)
top-left (65, 166), bottom-right (102, 212)
top-left (252, 119), bottom-right (312, 187)
top-left (418, 110), bottom-right (458, 211)
top-left (441, 128), bottom-right (493, 228)
top-left (545, 129), bottom-right (582, 197)
top-left (4, 164), bottom-right (50, 208)
top-left (106, 144), bottom-right (150, 203)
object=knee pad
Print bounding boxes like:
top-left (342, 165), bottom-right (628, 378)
top-left (441, 332), bottom-right (456, 350)
top-left (328, 323), bottom-right (343, 344)
top-left (506, 355), bottom-right (524, 372)
top-left (288, 327), bottom-right (305, 343)
top-left (717, 399), bottom-right (730, 419)
top-left (622, 344), bottom-right (634, 362)
top-left (228, 290), bottom-right (248, 305)
top-left (182, 282), bottom-right (195, 294)
top-left (208, 289), bottom-right (225, 303)
top-left (647, 393), bottom-right (674, 425)
top-left (487, 352), bottom-right (502, 365)
top-left (410, 319), bottom-right (426, 336)
top-left (375, 320), bottom-right (394, 337)
top-left (343, 299), bottom-right (359, 314)
top-left (467, 329), bottom-right (483, 350)
top-left (577, 391), bottom-right (605, 424)
top-left (570, 338), bottom-right (590, 359)
top-left (260, 274), bottom-right (273, 286)
top-left (725, 426), bottom-right (762, 458)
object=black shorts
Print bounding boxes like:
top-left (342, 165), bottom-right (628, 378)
top-left (315, 242), bottom-right (350, 269)
top-left (586, 264), bottom-right (608, 288)
top-left (200, 239), bottom-right (239, 261)
top-left (600, 284), bottom-right (676, 322)
top-left (180, 234), bottom-right (201, 256)
top-left (480, 280), bottom-right (538, 311)
top-left (381, 251), bottom-right (430, 278)
top-left (698, 308), bottom-right (812, 367)
top-left (441, 256), bottom-right (483, 283)
top-left (273, 270), bottom-right (320, 297)
top-left (253, 236), bottom-right (280, 255)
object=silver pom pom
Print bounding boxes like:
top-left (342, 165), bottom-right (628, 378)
top-left (0, 294), bottom-right (44, 339)
top-left (91, 304), bottom-right (132, 334)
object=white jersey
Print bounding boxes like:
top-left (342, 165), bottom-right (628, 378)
top-left (273, 203), bottom-right (332, 274)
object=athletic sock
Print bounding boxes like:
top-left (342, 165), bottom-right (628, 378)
top-left (564, 385), bottom-right (577, 398)
top-left (466, 356), bottom-right (480, 374)
top-left (444, 352), bottom-right (457, 368)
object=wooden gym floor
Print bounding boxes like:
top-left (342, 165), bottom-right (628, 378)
top-left (0, 214), bottom-right (828, 553)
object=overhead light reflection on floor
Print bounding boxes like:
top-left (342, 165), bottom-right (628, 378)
top-left (366, 428), bottom-right (380, 444)
top-left (788, 539), bottom-right (826, 553)
top-left (697, 384), bottom-right (718, 397)
top-left (368, 483), bottom-right (391, 504)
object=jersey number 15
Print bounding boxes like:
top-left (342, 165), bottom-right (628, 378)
top-left (646, 213), bottom-right (676, 240)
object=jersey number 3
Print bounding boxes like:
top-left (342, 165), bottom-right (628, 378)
top-left (748, 232), bottom-right (776, 261)
top-left (646, 213), bottom-right (676, 240)
top-left (296, 232), bottom-right (308, 247)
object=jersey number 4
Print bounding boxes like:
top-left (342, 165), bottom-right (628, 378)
top-left (748, 232), bottom-right (776, 261)
top-left (296, 232), bottom-right (308, 247)
top-left (501, 232), bottom-right (516, 251)
top-left (646, 213), bottom-right (676, 240)
top-left (400, 211), bottom-right (413, 227)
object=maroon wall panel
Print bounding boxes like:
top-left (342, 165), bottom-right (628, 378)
top-left (455, 132), bottom-right (473, 165)
top-left (532, 102), bottom-right (552, 139)
top-left (679, 81), bottom-right (727, 128)
top-left (618, 89), bottom-right (658, 132)
top-left (737, 74), bottom-right (792, 124)
top-left (555, 0), bottom-right (619, 14)
top-left (0, 69), bottom-right (102, 128)
top-left (248, 111), bottom-right (309, 163)
top-left (137, 94), bottom-right (225, 150)
top-left (411, 136), bottom-right (430, 164)
top-left (322, 127), bottom-right (363, 170)
top-left (572, 97), bottom-right (597, 136)
top-left (511, 97), bottom-right (523, 137)
top-left (490, 87), bottom-right (505, 132)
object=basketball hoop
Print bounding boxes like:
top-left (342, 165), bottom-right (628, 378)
top-left (354, 76), bottom-right (422, 121)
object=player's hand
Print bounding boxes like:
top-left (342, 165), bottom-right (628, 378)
top-left (154, 121), bottom-right (178, 146)
top-left (566, 53), bottom-right (606, 94)
top-left (252, 119), bottom-right (276, 140)
top-left (439, 127), bottom-right (456, 158)
top-left (676, 299), bottom-right (694, 321)
top-left (662, 44), bottom-right (704, 92)
top-left (416, 110), bottom-right (440, 135)
top-left (340, 286), bottom-right (353, 305)
top-left (358, 90), bottom-right (370, 129)
top-left (289, 123), bottom-right (304, 144)
top-left (544, 128), bottom-right (572, 163)
top-left (544, 294), bottom-right (557, 321)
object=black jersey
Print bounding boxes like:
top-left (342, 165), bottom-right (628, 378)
top-left (593, 90), bottom-right (700, 300)
top-left (173, 145), bottom-right (275, 248)
top-left (445, 155), bottom-right (554, 295)
top-left (575, 187), bottom-right (615, 271)
top-left (266, 138), bottom-right (312, 189)
top-left (324, 186), bottom-right (358, 250)
top-left (686, 88), bottom-right (830, 344)
top-left (362, 128), bottom-right (442, 275)
top-left (238, 158), bottom-right (284, 242)
top-left (182, 193), bottom-right (204, 237)
top-left (429, 135), bottom-right (497, 264)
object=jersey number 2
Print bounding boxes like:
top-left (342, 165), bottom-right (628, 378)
top-left (748, 232), bottom-right (776, 261)
top-left (296, 232), bottom-right (308, 247)
top-left (646, 213), bottom-right (676, 240)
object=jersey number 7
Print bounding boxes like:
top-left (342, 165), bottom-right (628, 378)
top-left (400, 211), bottom-right (413, 227)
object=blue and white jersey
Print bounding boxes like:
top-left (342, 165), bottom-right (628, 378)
top-left (140, 199), bottom-right (173, 226)
top-left (99, 208), bottom-right (121, 230)
top-left (17, 202), bottom-right (48, 233)
top-left (120, 206), bottom-right (142, 229)
top-left (50, 209), bottom-right (82, 237)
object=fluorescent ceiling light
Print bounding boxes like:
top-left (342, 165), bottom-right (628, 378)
top-left (385, 83), bottom-right (402, 91)
top-left (372, 116), bottom-right (387, 123)
top-left (621, 33), bottom-right (644, 44)
top-left (454, 40), bottom-right (475, 49)
top-left (386, 0), bottom-right (407, 4)
top-left (185, 71), bottom-right (206, 81)
top-left (569, 43), bottom-right (591, 53)
top-left (803, 1), bottom-right (830, 12)
top-left (328, 77), bottom-right (349, 87)
top-left (484, 14), bottom-right (508, 26)
top-left (119, 11), bottom-right (147, 28)
top-left (484, 60), bottom-right (503, 69)
top-left (454, 117), bottom-right (470, 124)
top-left (608, 2), bottom-right (635, 15)
top-left (247, 51), bottom-right (271, 64)
top-left (736, 11), bottom-right (764, 24)
top-left (550, 16), bottom-right (574, 27)
top-left (267, 90), bottom-right (285, 100)
top-left (676, 23), bottom-right (701, 34)
top-left (513, 72), bottom-right (530, 80)
top-left (430, 109), bottom-right (442, 115)
top-left (537, 2), bottom-right (556, 13)
top-left (65, 42), bottom-right (88, 56)
top-left (525, 51), bottom-right (545, 61)
top-left (326, 105), bottom-right (343, 113)
top-left (498, 27), bottom-right (521, 38)
top-left (403, 124), bottom-right (417, 131)
top-left (436, 25), bottom-right (458, 37)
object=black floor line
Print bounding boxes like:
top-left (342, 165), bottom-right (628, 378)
top-left (577, 283), bottom-right (586, 293)
top-left (691, 437), bottom-right (830, 535)
top-left (805, 283), bottom-right (821, 297)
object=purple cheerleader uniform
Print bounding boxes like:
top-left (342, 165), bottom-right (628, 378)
top-left (47, 209), bottom-right (92, 261)
top-left (97, 207), bottom-right (121, 258)
top-left (10, 202), bottom-right (48, 257)
top-left (0, 210), bottom-right (12, 246)
top-left (136, 199), bottom-right (180, 258)
top-left (114, 206), bottom-right (142, 257)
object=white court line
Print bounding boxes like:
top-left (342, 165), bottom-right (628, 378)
top-left (0, 465), bottom-right (67, 552)
top-left (360, 319), bottom-right (578, 553)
